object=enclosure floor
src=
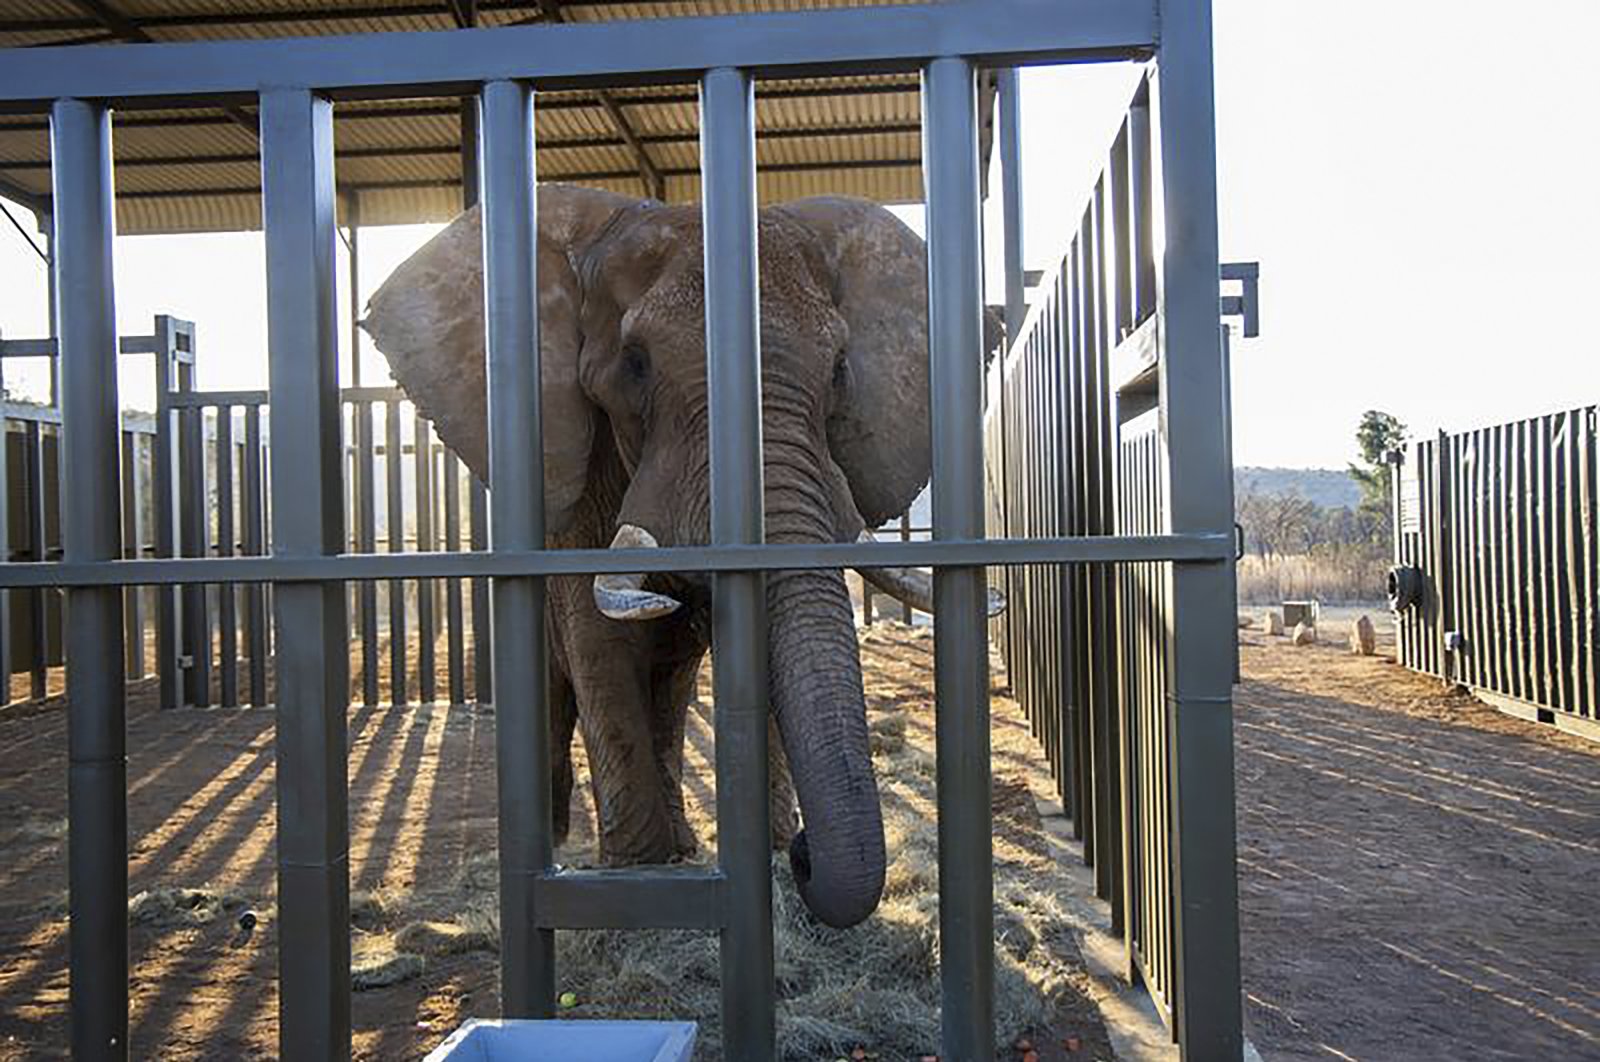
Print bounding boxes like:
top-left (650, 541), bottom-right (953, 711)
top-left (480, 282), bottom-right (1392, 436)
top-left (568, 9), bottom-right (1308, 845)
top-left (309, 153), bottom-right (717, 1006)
top-left (0, 625), bottom-right (1114, 1061)
top-left (1237, 616), bottom-right (1600, 1061)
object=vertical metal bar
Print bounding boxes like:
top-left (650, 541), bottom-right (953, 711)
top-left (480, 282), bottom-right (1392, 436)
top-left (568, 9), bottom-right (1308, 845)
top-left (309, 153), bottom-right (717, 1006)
top-left (261, 86), bottom-right (351, 1060)
top-left (243, 405), bottom-right (267, 706)
top-left (900, 512), bottom-right (913, 624)
top-left (1151, 0), bottom-right (1243, 1051)
top-left (995, 68), bottom-right (1022, 670)
top-left (701, 65), bottom-right (774, 1062)
top-left (923, 56), bottom-right (993, 1062)
top-left (0, 410), bottom-right (11, 701)
top-left (120, 430), bottom-right (142, 679)
top-left (415, 416), bottom-right (436, 703)
top-left (216, 407), bottom-right (238, 706)
top-left (444, 453), bottom-right (465, 705)
top-left (463, 80), bottom-right (492, 708)
top-left (53, 96), bottom-right (129, 1062)
top-left (27, 421), bottom-right (48, 698)
top-left (179, 390), bottom-right (209, 706)
top-left (480, 77), bottom-right (554, 1016)
top-left (356, 400), bottom-right (378, 705)
top-left (386, 400), bottom-right (406, 704)
top-left (152, 318), bottom-right (179, 708)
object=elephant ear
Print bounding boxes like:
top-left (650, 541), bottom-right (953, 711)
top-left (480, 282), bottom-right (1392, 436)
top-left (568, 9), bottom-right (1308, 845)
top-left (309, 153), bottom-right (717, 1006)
top-left (775, 196), bottom-right (931, 528)
top-left (361, 184), bottom-right (639, 535)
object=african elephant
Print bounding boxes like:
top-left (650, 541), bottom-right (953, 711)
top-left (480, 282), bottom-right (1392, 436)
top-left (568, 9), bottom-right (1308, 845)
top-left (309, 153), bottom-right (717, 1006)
top-left (362, 184), bottom-right (970, 929)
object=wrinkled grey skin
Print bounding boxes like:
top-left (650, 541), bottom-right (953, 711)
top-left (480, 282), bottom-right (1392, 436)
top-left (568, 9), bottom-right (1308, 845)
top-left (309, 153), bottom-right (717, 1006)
top-left (362, 185), bottom-right (935, 928)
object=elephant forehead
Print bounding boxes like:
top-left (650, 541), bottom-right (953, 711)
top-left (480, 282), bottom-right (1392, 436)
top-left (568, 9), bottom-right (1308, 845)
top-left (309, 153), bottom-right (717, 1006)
top-left (621, 257), bottom-right (842, 346)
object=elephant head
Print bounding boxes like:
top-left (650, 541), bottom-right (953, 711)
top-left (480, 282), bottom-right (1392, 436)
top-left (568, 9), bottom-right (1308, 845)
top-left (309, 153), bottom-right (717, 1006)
top-left (362, 185), bottom-right (938, 928)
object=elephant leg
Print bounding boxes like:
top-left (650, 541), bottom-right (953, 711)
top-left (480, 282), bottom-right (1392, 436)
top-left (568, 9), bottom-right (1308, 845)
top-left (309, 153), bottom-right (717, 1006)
top-left (649, 655), bottom-right (702, 860)
top-left (550, 666), bottom-right (578, 851)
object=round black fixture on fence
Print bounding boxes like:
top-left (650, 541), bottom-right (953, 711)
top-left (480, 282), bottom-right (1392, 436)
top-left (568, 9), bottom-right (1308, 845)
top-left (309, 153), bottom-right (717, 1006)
top-left (1387, 565), bottom-right (1423, 612)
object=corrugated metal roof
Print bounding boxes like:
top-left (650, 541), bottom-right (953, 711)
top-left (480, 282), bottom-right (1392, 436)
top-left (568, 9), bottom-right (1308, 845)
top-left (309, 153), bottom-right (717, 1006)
top-left (0, 1), bottom-right (990, 234)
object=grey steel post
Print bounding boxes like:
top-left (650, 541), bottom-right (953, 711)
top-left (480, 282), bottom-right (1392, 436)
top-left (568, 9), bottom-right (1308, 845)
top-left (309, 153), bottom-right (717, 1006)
top-left (348, 195), bottom-right (380, 705)
top-left (260, 87), bottom-right (351, 1060)
top-left (1152, 1), bottom-right (1243, 1054)
top-left (152, 317), bottom-right (181, 709)
top-left (53, 96), bottom-right (129, 1062)
top-left (922, 56), bottom-right (994, 1061)
top-left (462, 88), bottom-right (493, 706)
top-left (479, 78), bottom-right (554, 1015)
top-left (996, 66), bottom-right (1023, 680)
top-left (701, 65), bottom-right (774, 1061)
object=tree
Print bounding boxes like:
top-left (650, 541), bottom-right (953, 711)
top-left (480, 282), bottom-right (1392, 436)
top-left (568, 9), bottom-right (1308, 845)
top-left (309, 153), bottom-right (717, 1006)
top-left (1348, 410), bottom-right (1406, 543)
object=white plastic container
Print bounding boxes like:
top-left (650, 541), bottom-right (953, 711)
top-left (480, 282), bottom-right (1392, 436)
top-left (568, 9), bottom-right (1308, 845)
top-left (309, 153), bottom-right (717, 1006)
top-left (424, 1019), bottom-right (698, 1062)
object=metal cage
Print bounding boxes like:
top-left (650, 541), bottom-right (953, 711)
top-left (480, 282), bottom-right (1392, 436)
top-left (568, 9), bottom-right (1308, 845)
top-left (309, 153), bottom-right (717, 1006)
top-left (0, 2), bottom-right (1241, 1059)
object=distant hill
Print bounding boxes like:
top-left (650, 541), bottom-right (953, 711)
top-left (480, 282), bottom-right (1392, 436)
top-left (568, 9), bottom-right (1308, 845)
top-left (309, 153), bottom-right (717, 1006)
top-left (1234, 467), bottom-right (1361, 510)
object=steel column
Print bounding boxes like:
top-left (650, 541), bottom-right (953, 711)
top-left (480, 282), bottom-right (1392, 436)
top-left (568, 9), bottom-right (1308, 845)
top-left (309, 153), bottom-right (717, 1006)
top-left (260, 87), bottom-right (351, 1060)
top-left (479, 78), bottom-right (555, 1015)
top-left (1151, 0), bottom-right (1243, 1054)
top-left (922, 56), bottom-right (993, 1062)
top-left (700, 65), bottom-right (775, 1062)
top-left (53, 96), bottom-right (129, 1062)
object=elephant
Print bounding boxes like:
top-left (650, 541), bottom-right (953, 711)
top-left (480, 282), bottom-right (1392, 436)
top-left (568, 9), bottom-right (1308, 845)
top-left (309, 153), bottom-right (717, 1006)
top-left (362, 184), bottom-right (989, 929)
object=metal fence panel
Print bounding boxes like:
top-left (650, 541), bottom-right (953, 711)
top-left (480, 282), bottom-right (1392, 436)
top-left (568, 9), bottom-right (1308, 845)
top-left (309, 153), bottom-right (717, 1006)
top-left (1396, 405), bottom-right (1598, 728)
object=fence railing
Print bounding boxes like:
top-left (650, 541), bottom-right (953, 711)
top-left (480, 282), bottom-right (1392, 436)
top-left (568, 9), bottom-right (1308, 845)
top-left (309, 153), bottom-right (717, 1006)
top-left (0, 323), bottom-right (493, 711)
top-left (0, 3), bottom-right (1240, 1059)
top-left (1394, 405), bottom-right (1598, 733)
top-left (983, 71), bottom-right (1242, 1045)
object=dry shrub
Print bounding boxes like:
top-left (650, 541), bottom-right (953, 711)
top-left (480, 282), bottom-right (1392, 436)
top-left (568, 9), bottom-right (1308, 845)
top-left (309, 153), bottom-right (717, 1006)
top-left (127, 886), bottom-right (250, 928)
top-left (1237, 548), bottom-right (1388, 605)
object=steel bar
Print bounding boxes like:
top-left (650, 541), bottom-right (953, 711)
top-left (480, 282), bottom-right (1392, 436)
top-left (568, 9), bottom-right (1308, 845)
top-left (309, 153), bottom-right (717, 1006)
top-left (444, 453), bottom-right (465, 704)
top-left (152, 317), bottom-right (180, 708)
top-left (26, 422), bottom-right (49, 699)
top-left (923, 55), bottom-right (993, 1062)
top-left (178, 384), bottom-right (208, 706)
top-left (356, 400), bottom-right (379, 705)
top-left (53, 96), bottom-right (129, 1062)
top-left (119, 430), bottom-right (142, 679)
top-left (0, 533), bottom-right (1235, 589)
top-left (0, 3), bottom-right (1157, 107)
top-left (470, 478), bottom-right (490, 702)
top-left (385, 399), bottom-right (406, 703)
top-left (480, 77), bottom-right (555, 1017)
top-left (261, 86), bottom-right (351, 1060)
top-left (216, 407), bottom-right (238, 706)
top-left (701, 65), bottom-right (774, 1062)
top-left (242, 405), bottom-right (267, 706)
top-left (415, 417), bottom-right (436, 703)
top-left (0, 365), bottom-right (10, 697)
top-left (532, 868), bottom-right (727, 930)
top-left (1150, 0), bottom-right (1243, 1051)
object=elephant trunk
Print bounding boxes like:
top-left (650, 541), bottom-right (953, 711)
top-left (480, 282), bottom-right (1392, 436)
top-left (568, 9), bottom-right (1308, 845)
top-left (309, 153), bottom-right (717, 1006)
top-left (766, 566), bottom-right (884, 928)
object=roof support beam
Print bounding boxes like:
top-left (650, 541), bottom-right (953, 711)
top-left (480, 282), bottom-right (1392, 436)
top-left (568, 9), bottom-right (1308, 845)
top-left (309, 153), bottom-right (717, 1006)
top-left (533, 0), bottom-right (666, 200)
top-left (61, 0), bottom-right (261, 142)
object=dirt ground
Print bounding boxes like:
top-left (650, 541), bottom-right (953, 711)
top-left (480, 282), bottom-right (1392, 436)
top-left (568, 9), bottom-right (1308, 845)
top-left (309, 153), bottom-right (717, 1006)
top-left (1237, 609), bottom-right (1600, 1061)
top-left (0, 625), bottom-right (1113, 1061)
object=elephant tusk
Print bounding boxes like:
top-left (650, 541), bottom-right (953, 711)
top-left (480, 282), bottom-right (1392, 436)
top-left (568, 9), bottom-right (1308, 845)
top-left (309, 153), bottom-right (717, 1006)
top-left (854, 529), bottom-right (1007, 618)
top-left (594, 524), bottom-right (684, 621)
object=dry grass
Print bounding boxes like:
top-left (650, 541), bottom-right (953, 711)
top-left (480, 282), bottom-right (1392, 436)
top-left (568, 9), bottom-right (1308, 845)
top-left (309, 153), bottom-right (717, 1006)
top-left (346, 623), bottom-right (1087, 1060)
top-left (1237, 550), bottom-right (1389, 605)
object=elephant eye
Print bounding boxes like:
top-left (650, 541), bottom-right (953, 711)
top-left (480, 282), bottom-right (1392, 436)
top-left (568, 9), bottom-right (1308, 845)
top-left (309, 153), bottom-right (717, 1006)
top-left (621, 342), bottom-right (651, 383)
top-left (831, 351), bottom-right (850, 391)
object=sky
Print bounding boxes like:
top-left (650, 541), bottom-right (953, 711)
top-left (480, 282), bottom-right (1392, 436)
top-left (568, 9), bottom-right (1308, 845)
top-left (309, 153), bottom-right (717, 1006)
top-left (0, 0), bottom-right (1595, 469)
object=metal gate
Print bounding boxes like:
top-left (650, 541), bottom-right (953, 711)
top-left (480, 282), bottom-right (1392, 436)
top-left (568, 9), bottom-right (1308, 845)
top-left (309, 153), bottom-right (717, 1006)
top-left (1394, 406), bottom-right (1598, 735)
top-left (983, 70), bottom-right (1241, 1049)
top-left (0, 2), bottom-right (1240, 1058)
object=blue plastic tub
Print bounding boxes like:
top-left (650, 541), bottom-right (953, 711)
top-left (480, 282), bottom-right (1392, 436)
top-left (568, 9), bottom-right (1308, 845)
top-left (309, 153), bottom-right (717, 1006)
top-left (424, 1019), bottom-right (698, 1062)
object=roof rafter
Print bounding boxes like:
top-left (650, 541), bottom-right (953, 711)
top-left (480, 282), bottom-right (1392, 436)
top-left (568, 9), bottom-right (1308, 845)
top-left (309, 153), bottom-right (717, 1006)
top-left (62, 0), bottom-right (262, 144)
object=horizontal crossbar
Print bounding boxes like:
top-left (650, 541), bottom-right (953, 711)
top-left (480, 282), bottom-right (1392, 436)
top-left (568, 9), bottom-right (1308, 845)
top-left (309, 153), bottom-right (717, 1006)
top-left (531, 867), bottom-right (727, 930)
top-left (0, 533), bottom-right (1230, 588)
top-left (162, 385), bottom-right (408, 410)
top-left (0, 335), bottom-right (159, 357)
top-left (0, 1), bottom-right (1155, 110)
